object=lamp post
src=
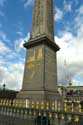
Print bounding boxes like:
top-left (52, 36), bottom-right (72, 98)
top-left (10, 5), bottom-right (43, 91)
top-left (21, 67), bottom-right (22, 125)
top-left (3, 84), bottom-right (6, 91)
top-left (3, 84), bottom-right (6, 98)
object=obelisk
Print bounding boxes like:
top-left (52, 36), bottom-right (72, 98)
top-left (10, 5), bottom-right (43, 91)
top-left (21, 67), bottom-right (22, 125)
top-left (17, 0), bottom-right (60, 101)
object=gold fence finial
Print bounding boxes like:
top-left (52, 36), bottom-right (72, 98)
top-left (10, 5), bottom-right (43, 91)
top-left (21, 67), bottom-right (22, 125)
top-left (41, 101), bottom-right (44, 110)
top-left (52, 102), bottom-right (55, 111)
top-left (36, 101), bottom-right (39, 109)
top-left (31, 101), bottom-right (35, 109)
top-left (23, 100), bottom-right (26, 108)
top-left (9, 100), bottom-right (12, 106)
top-left (58, 102), bottom-right (61, 111)
top-left (71, 102), bottom-right (74, 112)
top-left (46, 102), bottom-right (49, 110)
top-left (61, 114), bottom-right (64, 120)
top-left (74, 116), bottom-right (79, 122)
top-left (67, 115), bottom-right (72, 121)
top-left (78, 103), bottom-right (82, 113)
top-left (64, 100), bottom-right (67, 112)
top-left (19, 100), bottom-right (22, 107)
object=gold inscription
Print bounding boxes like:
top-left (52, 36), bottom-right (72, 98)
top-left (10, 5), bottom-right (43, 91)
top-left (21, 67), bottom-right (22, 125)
top-left (30, 71), bottom-right (35, 79)
top-left (27, 55), bottom-right (35, 63)
top-left (37, 48), bottom-right (43, 60)
top-left (27, 48), bottom-right (43, 63)
top-left (27, 64), bottom-right (35, 69)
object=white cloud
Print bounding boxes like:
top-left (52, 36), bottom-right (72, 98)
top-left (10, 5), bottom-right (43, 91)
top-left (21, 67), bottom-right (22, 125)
top-left (79, 5), bottom-right (83, 14)
top-left (16, 32), bottom-right (23, 36)
top-left (23, 0), bottom-right (34, 8)
top-left (0, 62), bottom-right (24, 90)
top-left (55, 5), bottom-right (83, 86)
top-left (54, 0), bottom-right (73, 22)
top-left (0, 39), bottom-right (25, 90)
top-left (64, 0), bottom-right (72, 13)
top-left (54, 8), bottom-right (63, 21)
top-left (0, 41), bottom-right (11, 54)
top-left (0, 31), bottom-right (10, 42)
top-left (15, 32), bottom-right (30, 52)
top-left (55, 23), bottom-right (83, 86)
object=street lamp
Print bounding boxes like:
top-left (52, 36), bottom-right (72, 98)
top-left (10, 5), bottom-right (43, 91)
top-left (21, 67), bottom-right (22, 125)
top-left (3, 84), bottom-right (6, 91)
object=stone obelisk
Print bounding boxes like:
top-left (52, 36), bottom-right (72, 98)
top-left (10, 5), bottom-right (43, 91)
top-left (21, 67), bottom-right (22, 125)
top-left (17, 0), bottom-right (60, 101)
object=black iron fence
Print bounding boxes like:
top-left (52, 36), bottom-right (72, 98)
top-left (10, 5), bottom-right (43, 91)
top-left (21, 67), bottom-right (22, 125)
top-left (0, 99), bottom-right (83, 125)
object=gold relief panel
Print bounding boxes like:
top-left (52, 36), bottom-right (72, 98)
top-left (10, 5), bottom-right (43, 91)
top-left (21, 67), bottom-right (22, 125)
top-left (27, 55), bottom-right (35, 63)
top-left (26, 48), bottom-right (43, 63)
top-left (37, 48), bottom-right (43, 60)
top-left (27, 63), bottom-right (35, 70)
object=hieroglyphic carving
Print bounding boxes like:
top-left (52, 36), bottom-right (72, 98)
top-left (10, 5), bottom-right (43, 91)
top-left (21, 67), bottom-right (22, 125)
top-left (31, 0), bottom-right (54, 41)
top-left (26, 48), bottom-right (43, 81)
top-left (37, 48), bottom-right (43, 60)
top-left (27, 48), bottom-right (43, 63)
top-left (27, 55), bottom-right (35, 63)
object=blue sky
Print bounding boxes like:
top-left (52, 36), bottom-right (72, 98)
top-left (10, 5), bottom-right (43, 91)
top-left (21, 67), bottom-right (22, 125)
top-left (0, 0), bottom-right (83, 90)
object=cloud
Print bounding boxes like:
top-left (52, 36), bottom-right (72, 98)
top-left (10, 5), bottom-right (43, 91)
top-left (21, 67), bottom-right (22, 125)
top-left (23, 0), bottom-right (34, 8)
top-left (0, 39), bottom-right (25, 90)
top-left (15, 32), bottom-right (30, 52)
top-left (54, 0), bottom-right (73, 22)
top-left (54, 8), bottom-right (63, 21)
top-left (0, 41), bottom-right (11, 55)
top-left (16, 32), bottom-right (23, 36)
top-left (55, 22), bottom-right (83, 86)
top-left (0, 62), bottom-right (24, 90)
top-left (79, 5), bottom-right (83, 14)
top-left (0, 31), bottom-right (10, 42)
top-left (64, 0), bottom-right (72, 13)
top-left (74, 6), bottom-right (83, 32)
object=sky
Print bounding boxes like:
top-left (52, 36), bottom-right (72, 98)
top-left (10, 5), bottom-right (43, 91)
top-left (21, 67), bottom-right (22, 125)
top-left (0, 0), bottom-right (83, 90)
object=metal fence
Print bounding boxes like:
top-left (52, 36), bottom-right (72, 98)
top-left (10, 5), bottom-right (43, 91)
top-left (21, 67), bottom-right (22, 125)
top-left (0, 99), bottom-right (83, 125)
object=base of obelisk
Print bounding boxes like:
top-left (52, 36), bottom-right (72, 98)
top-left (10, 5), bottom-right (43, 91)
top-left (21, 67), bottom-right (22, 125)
top-left (16, 89), bottom-right (63, 102)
